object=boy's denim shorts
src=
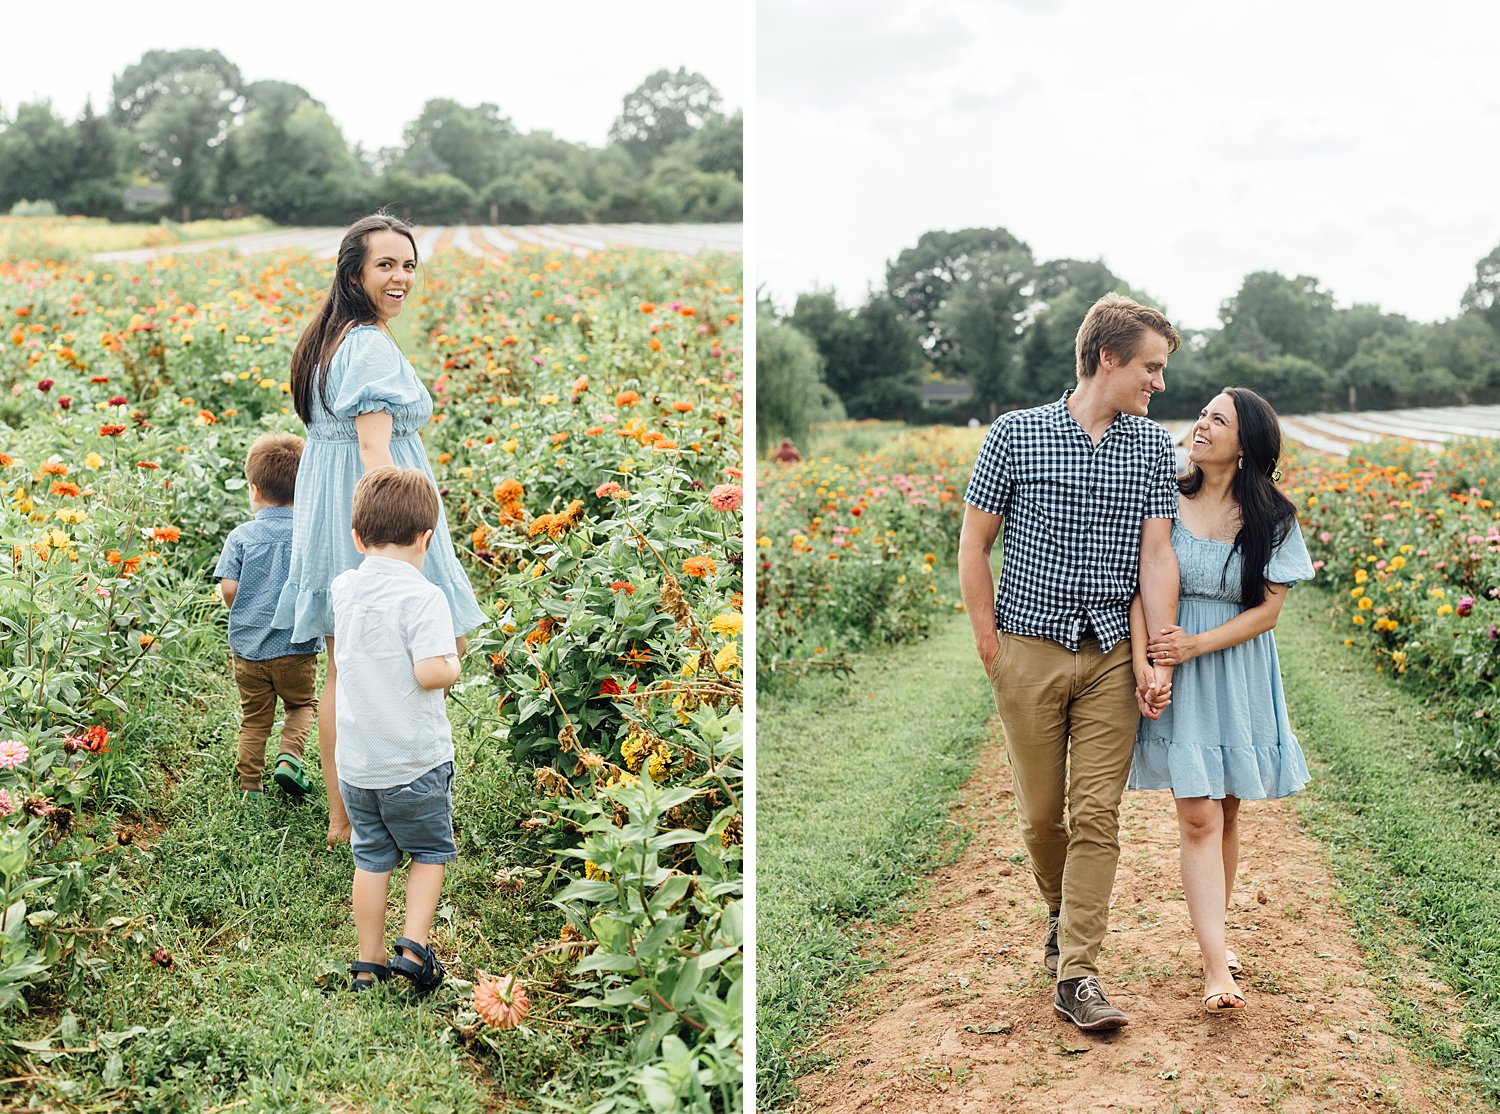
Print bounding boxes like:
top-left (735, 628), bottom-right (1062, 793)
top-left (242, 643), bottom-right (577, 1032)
top-left (339, 762), bottom-right (457, 873)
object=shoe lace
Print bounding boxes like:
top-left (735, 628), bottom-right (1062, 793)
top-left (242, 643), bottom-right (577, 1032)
top-left (1075, 976), bottom-right (1103, 1002)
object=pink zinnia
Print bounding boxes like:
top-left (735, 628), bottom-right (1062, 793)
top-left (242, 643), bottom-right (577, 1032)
top-left (0, 789), bottom-right (12, 816)
top-left (474, 973), bottom-right (529, 1030)
top-left (0, 739), bottom-right (28, 769)
top-left (596, 481), bottom-right (623, 498)
top-left (709, 483), bottom-right (743, 512)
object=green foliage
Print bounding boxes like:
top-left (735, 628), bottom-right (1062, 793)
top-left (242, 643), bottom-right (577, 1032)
top-left (1291, 438), bottom-right (1500, 775)
top-left (756, 424), bottom-right (971, 670)
top-left (610, 70), bottom-right (724, 165)
top-left (755, 309), bottom-right (835, 452)
top-left (545, 710), bottom-right (743, 1113)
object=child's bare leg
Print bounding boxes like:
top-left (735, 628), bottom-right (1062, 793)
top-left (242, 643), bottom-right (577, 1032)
top-left (351, 867), bottom-right (391, 982)
top-left (321, 637), bottom-right (351, 848)
top-left (399, 862), bottom-right (446, 958)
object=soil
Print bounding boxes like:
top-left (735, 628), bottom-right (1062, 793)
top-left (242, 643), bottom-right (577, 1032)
top-left (788, 733), bottom-right (1479, 1112)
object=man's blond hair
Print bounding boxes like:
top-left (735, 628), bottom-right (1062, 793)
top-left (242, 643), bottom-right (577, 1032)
top-left (1075, 293), bottom-right (1180, 379)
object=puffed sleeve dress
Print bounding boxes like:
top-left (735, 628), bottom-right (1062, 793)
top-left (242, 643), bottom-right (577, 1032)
top-left (272, 325), bottom-right (486, 642)
top-left (1127, 518), bottom-right (1316, 800)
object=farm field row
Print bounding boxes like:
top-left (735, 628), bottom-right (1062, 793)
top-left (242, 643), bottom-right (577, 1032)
top-left (1163, 403), bottom-right (1500, 457)
top-left (95, 223), bottom-right (744, 264)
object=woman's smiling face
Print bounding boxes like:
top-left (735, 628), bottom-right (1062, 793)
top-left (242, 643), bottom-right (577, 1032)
top-left (359, 229), bottom-right (416, 322)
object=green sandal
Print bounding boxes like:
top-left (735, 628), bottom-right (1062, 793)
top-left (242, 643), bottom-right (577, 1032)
top-left (273, 753), bottom-right (313, 799)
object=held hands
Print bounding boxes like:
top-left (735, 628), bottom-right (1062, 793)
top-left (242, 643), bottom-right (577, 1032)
top-left (1134, 659), bottom-right (1172, 720)
top-left (1146, 625), bottom-right (1197, 667)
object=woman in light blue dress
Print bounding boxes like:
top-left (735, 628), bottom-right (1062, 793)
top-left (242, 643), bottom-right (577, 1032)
top-left (1126, 386), bottom-right (1314, 1014)
top-left (273, 214), bottom-right (484, 848)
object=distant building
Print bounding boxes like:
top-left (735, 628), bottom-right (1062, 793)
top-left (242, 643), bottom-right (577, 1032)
top-left (124, 185), bottom-right (170, 211)
top-left (920, 381), bottom-right (974, 408)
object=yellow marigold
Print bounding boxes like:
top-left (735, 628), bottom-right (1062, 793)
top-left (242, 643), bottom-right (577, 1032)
top-left (647, 748), bottom-right (674, 782)
top-left (709, 611), bottom-right (744, 637)
top-left (1358, 596), bottom-right (1373, 611)
top-left (584, 860), bottom-right (610, 881)
top-left (714, 643), bottom-right (740, 674)
top-left (620, 733), bottom-right (648, 773)
top-left (1438, 603), bottom-right (1454, 616)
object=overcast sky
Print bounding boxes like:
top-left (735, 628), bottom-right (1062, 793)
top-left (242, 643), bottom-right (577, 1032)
top-left (2, 0), bottom-right (746, 153)
top-left (758, 0), bottom-right (1500, 330)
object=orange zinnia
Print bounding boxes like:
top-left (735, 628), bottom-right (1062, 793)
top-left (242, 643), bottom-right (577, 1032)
top-left (682, 556), bottom-right (717, 579)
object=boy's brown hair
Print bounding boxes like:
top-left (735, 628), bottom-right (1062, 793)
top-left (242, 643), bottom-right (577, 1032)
top-left (352, 466), bottom-right (441, 548)
top-left (1074, 292), bottom-right (1181, 379)
top-left (245, 432), bottom-right (304, 505)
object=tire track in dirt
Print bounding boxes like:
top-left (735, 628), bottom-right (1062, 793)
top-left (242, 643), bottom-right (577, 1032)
top-left (788, 727), bottom-right (1480, 1112)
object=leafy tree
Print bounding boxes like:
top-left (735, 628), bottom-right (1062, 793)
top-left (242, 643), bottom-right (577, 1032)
top-left (134, 67), bottom-right (239, 217)
top-left (644, 158), bottom-right (741, 221)
top-left (845, 296), bottom-right (923, 417)
top-left (934, 265), bottom-right (1030, 418)
top-left (61, 100), bottom-right (125, 213)
top-left (1329, 303), bottom-right (1413, 370)
top-left (0, 101), bottom-right (78, 210)
top-left (400, 99), bottom-right (514, 191)
top-left (222, 90), bottom-right (362, 223)
top-left (664, 110), bottom-right (742, 178)
top-left (1341, 332), bottom-right (1427, 410)
top-left (1215, 271), bottom-right (1336, 366)
top-left (885, 227), bottom-right (1034, 367)
top-left (1461, 242), bottom-right (1500, 335)
top-left (757, 306), bottom-right (838, 451)
top-left (377, 170), bottom-right (476, 224)
top-left (110, 48), bottom-right (243, 132)
top-left (1425, 314), bottom-right (1500, 403)
top-left (610, 69), bottom-right (722, 164)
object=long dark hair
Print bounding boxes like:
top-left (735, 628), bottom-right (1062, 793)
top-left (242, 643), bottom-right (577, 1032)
top-left (289, 213), bottom-right (418, 424)
top-left (1178, 386), bottom-right (1297, 608)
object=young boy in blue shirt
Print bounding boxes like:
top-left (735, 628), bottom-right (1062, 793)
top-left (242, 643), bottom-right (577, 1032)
top-left (332, 466), bottom-right (462, 993)
top-left (214, 432), bottom-right (322, 799)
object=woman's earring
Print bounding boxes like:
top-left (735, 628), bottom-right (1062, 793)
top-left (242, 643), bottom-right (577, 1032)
top-left (1237, 456), bottom-right (1244, 470)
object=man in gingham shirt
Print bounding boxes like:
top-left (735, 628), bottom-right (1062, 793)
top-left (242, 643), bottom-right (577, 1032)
top-left (959, 293), bottom-right (1181, 1031)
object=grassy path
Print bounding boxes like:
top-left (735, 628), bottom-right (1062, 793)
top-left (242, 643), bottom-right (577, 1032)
top-left (7, 658), bottom-right (567, 1112)
top-left (1280, 589), bottom-right (1500, 1102)
top-left (755, 600), bottom-right (995, 1107)
top-left (759, 586), bottom-right (1498, 1111)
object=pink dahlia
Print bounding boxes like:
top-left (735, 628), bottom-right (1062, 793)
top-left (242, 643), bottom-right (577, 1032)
top-left (0, 739), bottom-right (28, 770)
top-left (474, 973), bottom-right (529, 1030)
top-left (709, 483), bottom-right (743, 512)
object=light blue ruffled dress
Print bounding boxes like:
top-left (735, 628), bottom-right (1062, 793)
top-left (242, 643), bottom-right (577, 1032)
top-left (272, 325), bottom-right (486, 642)
top-left (1127, 516), bottom-right (1315, 800)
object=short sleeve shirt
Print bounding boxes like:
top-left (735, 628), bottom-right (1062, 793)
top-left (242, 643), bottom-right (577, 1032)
top-left (964, 391), bottom-right (1178, 651)
top-left (213, 507), bottom-right (323, 660)
top-left (331, 556), bottom-right (456, 790)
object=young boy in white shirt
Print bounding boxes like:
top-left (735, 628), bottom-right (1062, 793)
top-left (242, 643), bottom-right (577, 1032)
top-left (332, 466), bottom-right (463, 992)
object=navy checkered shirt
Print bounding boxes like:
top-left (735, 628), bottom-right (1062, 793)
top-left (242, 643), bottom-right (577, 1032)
top-left (964, 391), bottom-right (1178, 652)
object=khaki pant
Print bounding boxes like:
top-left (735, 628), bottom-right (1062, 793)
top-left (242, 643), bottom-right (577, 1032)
top-left (232, 653), bottom-right (318, 791)
top-left (988, 632), bottom-right (1139, 980)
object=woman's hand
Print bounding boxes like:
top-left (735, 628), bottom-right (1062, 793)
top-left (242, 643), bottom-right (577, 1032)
top-left (1147, 625), bottom-right (1198, 667)
top-left (1135, 659), bottom-right (1172, 720)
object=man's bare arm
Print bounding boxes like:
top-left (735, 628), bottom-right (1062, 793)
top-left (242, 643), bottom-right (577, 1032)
top-left (958, 504), bottom-right (1004, 671)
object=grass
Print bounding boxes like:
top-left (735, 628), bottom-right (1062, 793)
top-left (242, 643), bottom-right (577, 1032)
top-left (1, 645), bottom-right (598, 1112)
top-left (754, 589), bottom-right (994, 1109)
top-left (1279, 585), bottom-right (1500, 1108)
top-left (0, 215), bottom-right (277, 259)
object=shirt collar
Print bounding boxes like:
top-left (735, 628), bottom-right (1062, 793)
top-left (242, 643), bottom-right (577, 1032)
top-left (1055, 387), bottom-right (1127, 443)
top-left (359, 554), bottom-right (426, 579)
top-left (254, 506), bottom-right (294, 520)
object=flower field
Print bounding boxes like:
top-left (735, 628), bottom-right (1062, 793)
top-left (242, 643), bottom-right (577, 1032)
top-left (1288, 437), bottom-right (1500, 772)
top-left (0, 241), bottom-right (743, 1111)
top-left (755, 423), bottom-right (974, 674)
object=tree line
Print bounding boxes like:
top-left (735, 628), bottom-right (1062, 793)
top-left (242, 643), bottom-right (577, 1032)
top-left (0, 49), bottom-right (741, 225)
top-left (758, 226), bottom-right (1500, 449)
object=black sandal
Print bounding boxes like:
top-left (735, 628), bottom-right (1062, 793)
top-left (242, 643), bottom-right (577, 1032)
top-left (389, 937), bottom-right (445, 994)
top-left (348, 960), bottom-right (390, 992)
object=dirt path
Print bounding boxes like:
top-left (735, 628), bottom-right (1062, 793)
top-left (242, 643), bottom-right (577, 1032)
top-left (789, 734), bottom-right (1477, 1112)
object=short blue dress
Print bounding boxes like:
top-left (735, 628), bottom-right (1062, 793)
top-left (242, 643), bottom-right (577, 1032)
top-left (1127, 515), bottom-right (1315, 800)
top-left (272, 325), bottom-right (486, 642)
